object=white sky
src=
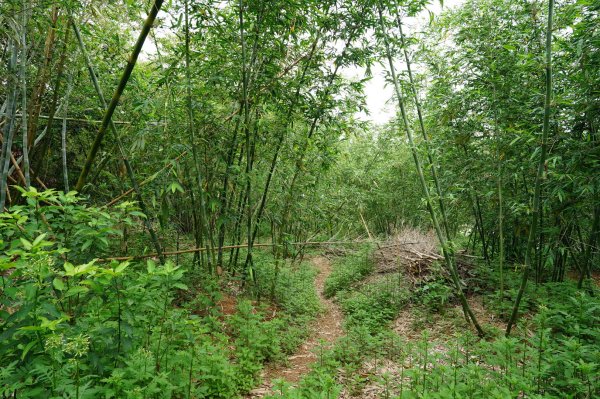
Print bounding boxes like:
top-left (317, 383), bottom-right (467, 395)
top-left (346, 0), bottom-right (464, 125)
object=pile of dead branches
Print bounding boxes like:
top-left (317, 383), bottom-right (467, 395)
top-left (374, 229), bottom-right (480, 287)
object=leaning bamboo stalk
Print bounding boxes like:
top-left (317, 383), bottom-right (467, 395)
top-left (506, 0), bottom-right (555, 335)
top-left (20, 0), bottom-right (30, 188)
top-left (10, 152), bottom-right (27, 186)
top-left (74, 0), bottom-right (164, 191)
top-left (377, 2), bottom-right (484, 336)
top-left (71, 17), bottom-right (165, 263)
top-left (0, 40), bottom-right (19, 210)
top-left (395, 13), bottom-right (452, 241)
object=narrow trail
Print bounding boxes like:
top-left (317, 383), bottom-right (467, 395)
top-left (248, 256), bottom-right (344, 397)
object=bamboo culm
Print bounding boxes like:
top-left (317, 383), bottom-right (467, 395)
top-left (184, 0), bottom-right (214, 271)
top-left (395, 11), bottom-right (452, 241)
top-left (506, 0), bottom-right (555, 335)
top-left (0, 40), bottom-right (19, 210)
top-left (61, 85), bottom-right (69, 193)
top-left (377, 2), bottom-right (484, 336)
top-left (71, 18), bottom-right (165, 264)
top-left (74, 0), bottom-right (164, 191)
top-left (20, 0), bottom-right (30, 188)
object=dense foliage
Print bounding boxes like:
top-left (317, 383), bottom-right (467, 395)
top-left (1, 0), bottom-right (598, 397)
top-left (0, 190), bottom-right (320, 397)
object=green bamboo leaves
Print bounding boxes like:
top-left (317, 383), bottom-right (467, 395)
top-left (506, 0), bottom-right (555, 336)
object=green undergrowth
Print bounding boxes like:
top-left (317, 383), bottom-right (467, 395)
top-left (337, 275), bottom-right (409, 333)
top-left (323, 246), bottom-right (374, 298)
top-left (0, 189), bottom-right (319, 398)
top-left (249, 252), bottom-right (322, 354)
top-left (267, 245), bottom-right (600, 399)
top-left (325, 246), bottom-right (409, 333)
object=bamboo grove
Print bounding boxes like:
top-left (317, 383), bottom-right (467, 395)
top-left (1, 0), bottom-right (599, 393)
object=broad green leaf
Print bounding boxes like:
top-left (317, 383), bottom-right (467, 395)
top-left (53, 278), bottom-right (65, 291)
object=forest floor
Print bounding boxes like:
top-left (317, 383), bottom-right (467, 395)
top-left (248, 256), bottom-right (344, 397)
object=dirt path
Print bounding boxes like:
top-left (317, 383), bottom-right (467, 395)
top-left (248, 256), bottom-right (344, 397)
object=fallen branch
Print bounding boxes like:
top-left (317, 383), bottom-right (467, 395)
top-left (96, 240), bottom-right (372, 262)
top-left (376, 241), bottom-right (422, 249)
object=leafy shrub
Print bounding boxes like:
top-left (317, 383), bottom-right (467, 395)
top-left (0, 190), bottom-right (309, 398)
top-left (338, 278), bottom-right (409, 333)
top-left (323, 247), bottom-right (373, 298)
top-left (253, 254), bottom-right (321, 318)
top-left (0, 187), bottom-right (140, 263)
top-left (415, 279), bottom-right (454, 312)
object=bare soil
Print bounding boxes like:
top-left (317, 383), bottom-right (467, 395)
top-left (247, 256), bottom-right (344, 397)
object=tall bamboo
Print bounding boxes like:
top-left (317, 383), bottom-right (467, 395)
top-left (184, 0), bottom-right (214, 271)
top-left (239, 0), bottom-right (254, 276)
top-left (506, 0), bottom-right (555, 335)
top-left (34, 24), bottom-right (71, 177)
top-left (74, 0), bottom-right (164, 191)
top-left (0, 40), bottom-right (19, 210)
top-left (71, 19), bottom-right (165, 263)
top-left (61, 80), bottom-right (70, 192)
top-left (27, 6), bottom-right (58, 149)
top-left (20, 0), bottom-right (30, 188)
top-left (377, 3), bottom-right (484, 336)
top-left (395, 12), bottom-right (452, 241)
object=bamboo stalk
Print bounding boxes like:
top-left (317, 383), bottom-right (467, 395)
top-left (33, 24), bottom-right (71, 175)
top-left (395, 11), bottom-right (452, 241)
top-left (506, 0), bottom-right (555, 335)
top-left (184, 0), bottom-right (213, 270)
top-left (0, 40), bottom-right (19, 210)
top-left (61, 96), bottom-right (69, 192)
top-left (239, 0), bottom-right (254, 275)
top-left (8, 83), bottom-right (74, 178)
top-left (377, 2), bottom-right (484, 336)
top-left (20, 0), bottom-right (30, 188)
top-left (74, 0), bottom-right (164, 191)
top-left (27, 6), bottom-right (58, 149)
